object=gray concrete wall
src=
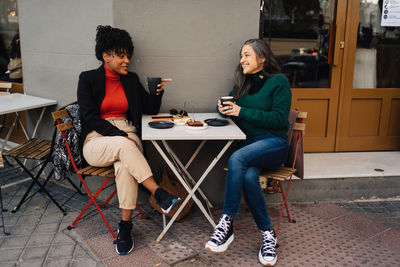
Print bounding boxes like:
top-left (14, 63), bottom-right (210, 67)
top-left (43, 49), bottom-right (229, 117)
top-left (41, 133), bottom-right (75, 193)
top-left (114, 0), bottom-right (259, 112)
top-left (19, 0), bottom-right (114, 138)
top-left (18, 0), bottom-right (260, 204)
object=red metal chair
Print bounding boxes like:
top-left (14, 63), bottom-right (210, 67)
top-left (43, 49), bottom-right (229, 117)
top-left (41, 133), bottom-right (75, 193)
top-left (258, 110), bottom-right (306, 237)
top-left (235, 110), bottom-right (306, 238)
top-left (51, 107), bottom-right (146, 242)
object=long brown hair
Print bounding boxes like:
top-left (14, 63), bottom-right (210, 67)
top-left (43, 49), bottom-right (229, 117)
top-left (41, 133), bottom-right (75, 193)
top-left (233, 39), bottom-right (281, 99)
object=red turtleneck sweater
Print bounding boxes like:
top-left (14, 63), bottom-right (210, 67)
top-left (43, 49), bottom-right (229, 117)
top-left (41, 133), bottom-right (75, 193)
top-left (100, 66), bottom-right (129, 119)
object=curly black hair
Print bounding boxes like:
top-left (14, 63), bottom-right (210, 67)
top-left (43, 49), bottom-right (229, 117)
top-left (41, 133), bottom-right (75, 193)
top-left (95, 25), bottom-right (134, 62)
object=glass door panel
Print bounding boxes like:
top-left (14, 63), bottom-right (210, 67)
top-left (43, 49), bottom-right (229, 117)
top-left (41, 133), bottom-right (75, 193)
top-left (261, 0), bottom-right (336, 88)
top-left (353, 0), bottom-right (400, 89)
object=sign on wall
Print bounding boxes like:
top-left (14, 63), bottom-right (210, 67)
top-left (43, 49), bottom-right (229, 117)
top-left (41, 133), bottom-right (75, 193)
top-left (381, 0), bottom-right (400, 26)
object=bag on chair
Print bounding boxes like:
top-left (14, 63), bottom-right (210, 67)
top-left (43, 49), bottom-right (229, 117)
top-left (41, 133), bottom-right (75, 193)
top-left (149, 167), bottom-right (194, 221)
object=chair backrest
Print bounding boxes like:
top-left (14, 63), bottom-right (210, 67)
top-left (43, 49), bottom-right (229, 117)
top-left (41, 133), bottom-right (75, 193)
top-left (0, 82), bottom-right (12, 94)
top-left (51, 103), bottom-right (85, 180)
top-left (285, 110), bottom-right (307, 179)
top-left (0, 82), bottom-right (24, 94)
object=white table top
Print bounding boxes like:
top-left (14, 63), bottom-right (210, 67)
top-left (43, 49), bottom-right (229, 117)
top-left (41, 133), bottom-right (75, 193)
top-left (142, 113), bottom-right (246, 140)
top-left (0, 93), bottom-right (57, 115)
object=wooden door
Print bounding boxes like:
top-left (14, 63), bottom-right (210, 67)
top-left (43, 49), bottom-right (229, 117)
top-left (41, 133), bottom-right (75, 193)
top-left (290, 0), bottom-right (348, 152)
top-left (336, 0), bottom-right (400, 151)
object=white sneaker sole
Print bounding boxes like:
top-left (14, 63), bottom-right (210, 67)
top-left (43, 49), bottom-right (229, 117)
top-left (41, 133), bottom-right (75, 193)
top-left (205, 233), bottom-right (234, 254)
top-left (258, 237), bottom-right (277, 266)
top-left (258, 249), bottom-right (277, 266)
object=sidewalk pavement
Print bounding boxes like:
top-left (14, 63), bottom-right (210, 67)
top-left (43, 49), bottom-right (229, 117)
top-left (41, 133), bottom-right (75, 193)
top-left (1, 162), bottom-right (399, 267)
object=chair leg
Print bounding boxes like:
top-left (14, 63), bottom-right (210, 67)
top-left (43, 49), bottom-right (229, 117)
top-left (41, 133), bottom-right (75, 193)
top-left (136, 203), bottom-right (147, 219)
top-left (0, 188), bottom-right (10, 235)
top-left (11, 158), bottom-right (66, 215)
top-left (68, 177), bottom-right (117, 241)
top-left (275, 179), bottom-right (295, 237)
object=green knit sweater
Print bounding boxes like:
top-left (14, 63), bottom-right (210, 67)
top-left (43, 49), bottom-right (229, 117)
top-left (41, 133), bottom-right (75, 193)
top-left (228, 73), bottom-right (292, 138)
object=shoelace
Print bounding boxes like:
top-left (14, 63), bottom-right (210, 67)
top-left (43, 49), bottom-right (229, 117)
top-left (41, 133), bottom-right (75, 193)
top-left (210, 215), bottom-right (231, 244)
top-left (261, 230), bottom-right (276, 256)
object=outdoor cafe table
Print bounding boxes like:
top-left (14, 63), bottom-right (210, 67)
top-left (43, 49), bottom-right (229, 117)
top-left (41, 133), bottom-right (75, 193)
top-left (0, 93), bottom-right (57, 151)
top-left (142, 113), bottom-right (246, 242)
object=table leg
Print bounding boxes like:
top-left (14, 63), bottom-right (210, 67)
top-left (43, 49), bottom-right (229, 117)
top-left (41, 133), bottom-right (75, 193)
top-left (162, 140), bottom-right (213, 209)
top-left (153, 140), bottom-right (233, 243)
top-left (152, 140), bottom-right (214, 226)
top-left (31, 107), bottom-right (46, 139)
top-left (1, 115), bottom-right (18, 151)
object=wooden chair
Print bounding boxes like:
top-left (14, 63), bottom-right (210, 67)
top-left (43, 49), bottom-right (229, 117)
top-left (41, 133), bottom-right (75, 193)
top-left (52, 105), bottom-right (146, 242)
top-left (258, 110), bottom-right (307, 237)
top-left (2, 129), bottom-right (69, 215)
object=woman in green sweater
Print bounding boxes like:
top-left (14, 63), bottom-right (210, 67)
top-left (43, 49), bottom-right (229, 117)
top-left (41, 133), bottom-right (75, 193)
top-left (205, 39), bottom-right (291, 266)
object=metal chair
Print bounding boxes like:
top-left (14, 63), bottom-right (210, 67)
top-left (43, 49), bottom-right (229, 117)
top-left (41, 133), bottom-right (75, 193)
top-left (258, 110), bottom-right (307, 237)
top-left (52, 106), bottom-right (146, 242)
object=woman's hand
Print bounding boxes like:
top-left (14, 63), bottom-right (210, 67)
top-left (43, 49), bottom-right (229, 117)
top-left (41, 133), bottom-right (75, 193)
top-left (155, 78), bottom-right (173, 95)
top-left (218, 100), bottom-right (241, 117)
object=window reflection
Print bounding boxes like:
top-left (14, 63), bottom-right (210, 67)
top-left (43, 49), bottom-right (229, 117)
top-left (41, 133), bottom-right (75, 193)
top-left (260, 0), bottom-right (336, 88)
top-left (0, 0), bottom-right (22, 83)
top-left (353, 0), bottom-right (400, 88)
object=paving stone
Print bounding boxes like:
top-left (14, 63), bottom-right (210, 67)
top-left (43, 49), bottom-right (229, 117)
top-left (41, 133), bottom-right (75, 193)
top-left (27, 233), bottom-right (54, 247)
top-left (73, 244), bottom-right (93, 259)
top-left (104, 246), bottom-right (169, 267)
top-left (44, 258), bottom-right (71, 267)
top-left (21, 246), bottom-right (49, 260)
top-left (18, 258), bottom-right (44, 267)
top-left (53, 232), bottom-right (76, 245)
top-left (1, 235), bottom-right (30, 248)
top-left (70, 257), bottom-right (98, 267)
top-left (370, 228), bottom-right (400, 254)
top-left (330, 212), bottom-right (390, 239)
top-left (10, 222), bottom-right (36, 235)
top-left (48, 243), bottom-right (76, 259)
top-left (35, 222), bottom-right (60, 234)
top-left (300, 203), bottom-right (350, 220)
top-left (17, 214), bottom-right (42, 225)
top-left (0, 247), bottom-right (23, 261)
top-left (40, 212), bottom-right (64, 224)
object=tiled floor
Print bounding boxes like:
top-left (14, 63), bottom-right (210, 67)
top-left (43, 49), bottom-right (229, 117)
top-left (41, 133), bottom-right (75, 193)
top-left (1, 162), bottom-right (400, 266)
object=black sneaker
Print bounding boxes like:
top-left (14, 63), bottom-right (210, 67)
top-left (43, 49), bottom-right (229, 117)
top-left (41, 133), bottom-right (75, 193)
top-left (258, 228), bottom-right (277, 266)
top-left (205, 214), bottom-right (234, 254)
top-left (115, 220), bottom-right (134, 255)
top-left (155, 188), bottom-right (181, 214)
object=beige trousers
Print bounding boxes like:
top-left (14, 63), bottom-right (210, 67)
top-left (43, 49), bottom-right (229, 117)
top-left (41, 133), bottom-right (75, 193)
top-left (82, 118), bottom-right (153, 210)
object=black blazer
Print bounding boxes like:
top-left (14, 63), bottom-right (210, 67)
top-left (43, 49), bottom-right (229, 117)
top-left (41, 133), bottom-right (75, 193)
top-left (77, 65), bottom-right (163, 149)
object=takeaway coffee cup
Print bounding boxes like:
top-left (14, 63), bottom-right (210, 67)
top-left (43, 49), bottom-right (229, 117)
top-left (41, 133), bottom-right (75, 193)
top-left (220, 96), bottom-right (235, 108)
top-left (147, 77), bottom-right (162, 94)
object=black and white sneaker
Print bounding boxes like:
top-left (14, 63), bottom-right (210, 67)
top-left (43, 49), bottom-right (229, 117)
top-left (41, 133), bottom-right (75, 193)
top-left (115, 220), bottom-right (134, 255)
top-left (259, 228), bottom-right (277, 266)
top-left (155, 188), bottom-right (181, 214)
top-left (205, 214), bottom-right (234, 254)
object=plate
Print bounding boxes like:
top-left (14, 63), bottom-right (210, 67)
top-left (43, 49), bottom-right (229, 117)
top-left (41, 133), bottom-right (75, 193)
top-left (173, 117), bottom-right (191, 126)
top-left (185, 122), bottom-right (208, 130)
top-left (148, 121), bottom-right (174, 129)
top-left (204, 118), bottom-right (229, 126)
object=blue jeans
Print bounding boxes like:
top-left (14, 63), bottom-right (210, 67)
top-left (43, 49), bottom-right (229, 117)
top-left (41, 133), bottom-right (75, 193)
top-left (222, 133), bottom-right (289, 231)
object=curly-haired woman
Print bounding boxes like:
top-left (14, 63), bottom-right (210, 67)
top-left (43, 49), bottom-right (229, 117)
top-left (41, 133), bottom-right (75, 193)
top-left (77, 25), bottom-right (180, 255)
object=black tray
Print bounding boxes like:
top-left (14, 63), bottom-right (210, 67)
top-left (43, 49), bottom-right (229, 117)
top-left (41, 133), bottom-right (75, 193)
top-left (204, 118), bottom-right (229, 126)
top-left (148, 121), bottom-right (174, 129)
